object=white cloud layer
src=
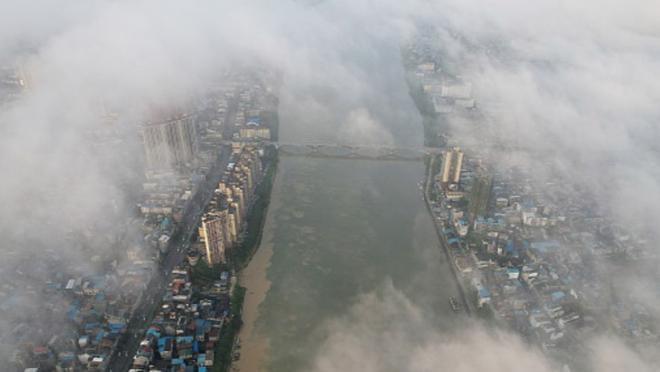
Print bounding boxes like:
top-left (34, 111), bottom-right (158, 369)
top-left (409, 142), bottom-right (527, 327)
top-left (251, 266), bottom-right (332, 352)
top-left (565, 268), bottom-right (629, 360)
top-left (1, 0), bottom-right (659, 369)
top-left (310, 282), bottom-right (657, 372)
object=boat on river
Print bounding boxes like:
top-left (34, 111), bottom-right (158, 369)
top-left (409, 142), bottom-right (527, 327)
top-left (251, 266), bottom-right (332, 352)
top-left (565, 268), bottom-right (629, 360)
top-left (449, 296), bottom-right (462, 312)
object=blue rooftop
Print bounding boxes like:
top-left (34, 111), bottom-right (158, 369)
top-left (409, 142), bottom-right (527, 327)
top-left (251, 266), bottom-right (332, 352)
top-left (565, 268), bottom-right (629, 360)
top-left (160, 217), bottom-right (172, 230)
top-left (176, 336), bottom-right (194, 343)
top-left (551, 291), bottom-right (565, 302)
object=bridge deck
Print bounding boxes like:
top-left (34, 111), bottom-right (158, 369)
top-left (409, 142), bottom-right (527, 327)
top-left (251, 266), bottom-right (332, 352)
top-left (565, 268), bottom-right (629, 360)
top-left (275, 143), bottom-right (442, 161)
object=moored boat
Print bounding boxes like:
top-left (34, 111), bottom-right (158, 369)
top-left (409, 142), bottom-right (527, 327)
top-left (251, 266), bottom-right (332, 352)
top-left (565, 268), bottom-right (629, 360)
top-left (449, 296), bottom-right (462, 312)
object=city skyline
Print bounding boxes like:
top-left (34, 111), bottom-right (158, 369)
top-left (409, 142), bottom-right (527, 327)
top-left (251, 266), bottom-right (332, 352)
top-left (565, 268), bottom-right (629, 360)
top-left (1, 1), bottom-right (659, 371)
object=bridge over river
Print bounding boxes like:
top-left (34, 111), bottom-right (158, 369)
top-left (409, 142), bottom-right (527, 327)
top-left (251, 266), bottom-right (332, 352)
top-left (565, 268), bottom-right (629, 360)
top-left (229, 140), bottom-right (523, 161)
top-left (274, 142), bottom-right (443, 161)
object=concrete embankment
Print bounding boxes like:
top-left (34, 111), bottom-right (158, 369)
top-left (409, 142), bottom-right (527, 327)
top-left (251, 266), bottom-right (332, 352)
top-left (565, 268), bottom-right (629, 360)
top-left (422, 155), bottom-right (475, 316)
top-left (235, 237), bottom-right (273, 372)
top-left (233, 156), bottom-right (281, 372)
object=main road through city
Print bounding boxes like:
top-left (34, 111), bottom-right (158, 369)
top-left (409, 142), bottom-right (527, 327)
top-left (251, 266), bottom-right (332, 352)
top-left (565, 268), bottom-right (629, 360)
top-left (106, 99), bottom-right (239, 371)
top-left (107, 145), bottom-right (230, 372)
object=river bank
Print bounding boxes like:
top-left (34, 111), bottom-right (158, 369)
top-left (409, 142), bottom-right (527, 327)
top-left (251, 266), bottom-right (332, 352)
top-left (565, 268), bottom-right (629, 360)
top-left (423, 155), bottom-right (475, 315)
top-left (232, 38), bottom-right (460, 371)
top-left (235, 235), bottom-right (273, 372)
top-left (234, 169), bottom-right (284, 372)
top-left (189, 146), bottom-right (279, 372)
top-left (234, 156), bottom-right (467, 372)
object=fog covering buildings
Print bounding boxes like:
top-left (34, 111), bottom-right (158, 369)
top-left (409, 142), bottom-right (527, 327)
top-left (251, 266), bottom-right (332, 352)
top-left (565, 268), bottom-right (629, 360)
top-left (141, 112), bottom-right (198, 172)
top-left (0, 53), bottom-right (274, 369)
top-left (0, 0), bottom-right (660, 372)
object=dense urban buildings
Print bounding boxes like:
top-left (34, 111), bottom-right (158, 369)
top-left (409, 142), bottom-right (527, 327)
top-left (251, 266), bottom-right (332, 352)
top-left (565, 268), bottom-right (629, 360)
top-left (405, 29), bottom-right (660, 371)
top-left (439, 146), bottom-right (463, 185)
top-left (1, 69), bottom-right (278, 371)
top-left (121, 71), bottom-right (277, 371)
top-left (200, 209), bottom-right (229, 265)
top-left (141, 112), bottom-right (198, 172)
top-left (199, 145), bottom-right (263, 265)
top-left (3, 3), bottom-right (658, 372)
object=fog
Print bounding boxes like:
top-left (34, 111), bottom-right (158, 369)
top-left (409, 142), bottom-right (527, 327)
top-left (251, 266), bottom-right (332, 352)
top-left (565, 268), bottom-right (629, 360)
top-left (1, 0), bottom-right (659, 370)
top-left (311, 283), bottom-right (654, 372)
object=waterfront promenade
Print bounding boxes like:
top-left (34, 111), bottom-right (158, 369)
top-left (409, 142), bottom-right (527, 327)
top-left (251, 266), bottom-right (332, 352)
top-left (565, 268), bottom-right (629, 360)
top-left (422, 155), bottom-right (475, 316)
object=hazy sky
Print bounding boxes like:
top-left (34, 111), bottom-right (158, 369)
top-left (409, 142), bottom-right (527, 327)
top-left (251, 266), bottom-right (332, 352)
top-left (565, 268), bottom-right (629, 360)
top-left (1, 0), bottom-right (659, 370)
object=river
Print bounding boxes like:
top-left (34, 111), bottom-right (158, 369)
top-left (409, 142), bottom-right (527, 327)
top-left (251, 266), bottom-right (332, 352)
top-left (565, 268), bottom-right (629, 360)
top-left (237, 38), bottom-right (464, 372)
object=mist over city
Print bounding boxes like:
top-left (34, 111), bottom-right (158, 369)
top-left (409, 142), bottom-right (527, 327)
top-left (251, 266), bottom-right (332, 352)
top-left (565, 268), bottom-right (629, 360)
top-left (1, 1), bottom-right (659, 371)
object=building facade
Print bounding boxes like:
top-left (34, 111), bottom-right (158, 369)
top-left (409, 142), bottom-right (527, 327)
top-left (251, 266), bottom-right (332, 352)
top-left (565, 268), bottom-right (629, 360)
top-left (142, 113), bottom-right (198, 171)
top-left (198, 145), bottom-right (263, 265)
top-left (200, 211), bottom-right (227, 264)
top-left (439, 147), bottom-right (464, 185)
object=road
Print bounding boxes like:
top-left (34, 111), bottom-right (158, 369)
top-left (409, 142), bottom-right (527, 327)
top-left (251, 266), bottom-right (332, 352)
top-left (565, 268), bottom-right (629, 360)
top-left (423, 155), bottom-right (473, 315)
top-left (106, 145), bottom-right (231, 372)
top-left (107, 97), bottom-right (240, 372)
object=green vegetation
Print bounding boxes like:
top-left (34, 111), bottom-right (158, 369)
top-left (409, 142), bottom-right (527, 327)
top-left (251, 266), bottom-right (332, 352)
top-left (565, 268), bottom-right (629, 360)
top-left (193, 145), bottom-right (278, 276)
top-left (466, 230), bottom-right (485, 250)
top-left (204, 147), bottom-right (278, 371)
top-left (231, 285), bottom-right (246, 315)
top-left (406, 74), bottom-right (447, 148)
top-left (262, 110), bottom-right (279, 142)
top-left (467, 174), bottom-right (492, 223)
top-left (212, 285), bottom-right (247, 372)
top-left (197, 146), bottom-right (278, 370)
top-left (229, 146), bottom-right (278, 269)
top-left (190, 260), bottom-right (228, 288)
top-left (454, 197), bottom-right (468, 209)
top-left (164, 263), bottom-right (241, 371)
top-left (476, 303), bottom-right (495, 320)
top-left (426, 154), bottom-right (444, 202)
top-left (431, 154), bottom-right (443, 176)
top-left (196, 146), bottom-right (278, 372)
top-left (467, 284), bottom-right (495, 320)
top-left (410, 83), bottom-right (434, 117)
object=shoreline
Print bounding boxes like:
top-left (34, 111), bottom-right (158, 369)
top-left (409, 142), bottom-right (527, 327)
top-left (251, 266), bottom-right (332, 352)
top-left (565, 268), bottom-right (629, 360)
top-left (423, 155), bottom-right (475, 315)
top-left (233, 158), bottom-right (282, 372)
top-left (235, 236), bottom-right (273, 372)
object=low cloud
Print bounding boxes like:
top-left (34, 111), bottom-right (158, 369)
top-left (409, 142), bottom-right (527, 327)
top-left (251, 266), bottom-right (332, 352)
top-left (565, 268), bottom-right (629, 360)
top-left (311, 283), bottom-right (556, 372)
top-left (337, 108), bottom-right (394, 146)
top-left (1, 0), bottom-right (659, 369)
top-left (311, 282), bottom-right (657, 372)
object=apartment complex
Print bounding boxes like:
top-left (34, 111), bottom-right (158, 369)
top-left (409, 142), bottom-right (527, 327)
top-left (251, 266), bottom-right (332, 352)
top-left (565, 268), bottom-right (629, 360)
top-left (439, 147), bottom-right (464, 185)
top-left (141, 112), bottom-right (198, 172)
top-left (199, 145), bottom-right (263, 264)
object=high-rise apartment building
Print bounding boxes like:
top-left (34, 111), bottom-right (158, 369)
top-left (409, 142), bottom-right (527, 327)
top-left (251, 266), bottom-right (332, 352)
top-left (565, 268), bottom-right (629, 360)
top-left (198, 145), bottom-right (263, 265)
top-left (141, 113), bottom-right (198, 171)
top-left (200, 210), bottom-right (227, 264)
